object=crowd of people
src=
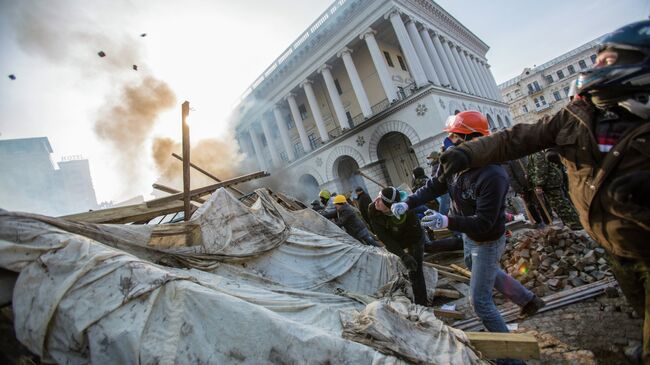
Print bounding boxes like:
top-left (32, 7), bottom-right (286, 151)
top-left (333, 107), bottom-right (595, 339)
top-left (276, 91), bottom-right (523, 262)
top-left (309, 21), bottom-right (649, 364)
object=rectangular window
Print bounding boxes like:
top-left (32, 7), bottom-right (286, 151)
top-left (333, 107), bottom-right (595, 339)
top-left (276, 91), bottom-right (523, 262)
top-left (383, 51), bottom-right (394, 67)
top-left (345, 111), bottom-right (353, 124)
top-left (308, 133), bottom-right (318, 150)
top-left (590, 54), bottom-right (597, 64)
top-left (298, 104), bottom-right (308, 120)
top-left (534, 98), bottom-right (540, 108)
top-left (539, 95), bottom-right (547, 105)
top-left (527, 83), bottom-right (534, 93)
top-left (293, 142), bottom-right (304, 157)
top-left (397, 55), bottom-right (407, 71)
top-left (557, 70), bottom-right (565, 79)
top-left (564, 86), bottom-right (571, 97)
top-left (568, 65), bottom-right (576, 75)
top-left (522, 105), bottom-right (528, 113)
top-left (533, 81), bottom-right (540, 91)
top-left (286, 114), bottom-right (294, 129)
top-left (553, 91), bottom-right (561, 101)
top-left (579, 60), bottom-right (587, 69)
top-left (334, 79), bottom-right (343, 95)
top-left (280, 151), bottom-right (288, 162)
top-left (545, 75), bottom-right (553, 84)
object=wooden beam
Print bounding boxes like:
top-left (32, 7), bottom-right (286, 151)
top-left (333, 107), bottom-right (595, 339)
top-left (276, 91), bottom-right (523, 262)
top-left (466, 332), bottom-right (540, 360)
top-left (62, 200), bottom-right (189, 224)
top-left (182, 101), bottom-right (191, 222)
top-left (425, 263), bottom-right (470, 283)
top-left (433, 308), bottom-right (464, 319)
top-left (153, 183), bottom-right (206, 204)
top-left (171, 152), bottom-right (245, 196)
top-left (356, 170), bottom-right (386, 189)
top-left (450, 264), bottom-right (472, 278)
top-left (146, 171), bottom-right (269, 207)
top-left (434, 288), bottom-right (461, 299)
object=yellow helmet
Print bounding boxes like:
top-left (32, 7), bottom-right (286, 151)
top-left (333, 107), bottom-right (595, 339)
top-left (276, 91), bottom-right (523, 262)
top-left (319, 189), bottom-right (331, 200)
top-left (333, 195), bottom-right (347, 205)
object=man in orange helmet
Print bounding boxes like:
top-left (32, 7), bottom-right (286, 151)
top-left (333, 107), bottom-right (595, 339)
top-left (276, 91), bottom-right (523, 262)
top-left (391, 112), bottom-right (543, 364)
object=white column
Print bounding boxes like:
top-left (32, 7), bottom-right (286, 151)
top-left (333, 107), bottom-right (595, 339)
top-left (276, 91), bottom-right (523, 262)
top-left (385, 9), bottom-right (428, 87)
top-left (474, 58), bottom-right (495, 99)
top-left (485, 64), bottom-right (503, 101)
top-left (301, 79), bottom-right (330, 143)
top-left (338, 47), bottom-right (372, 118)
top-left (420, 27), bottom-right (449, 87)
top-left (450, 41), bottom-right (476, 95)
top-left (431, 31), bottom-right (460, 90)
top-left (441, 37), bottom-right (469, 93)
top-left (273, 107), bottom-right (295, 161)
top-left (361, 28), bottom-right (397, 102)
top-left (405, 18), bottom-right (439, 85)
top-left (248, 127), bottom-right (267, 171)
top-left (261, 116), bottom-right (281, 167)
top-left (286, 93), bottom-right (312, 153)
top-left (469, 53), bottom-right (490, 98)
top-left (319, 64), bottom-right (350, 130)
top-left (479, 61), bottom-right (499, 100)
top-left (458, 46), bottom-right (480, 96)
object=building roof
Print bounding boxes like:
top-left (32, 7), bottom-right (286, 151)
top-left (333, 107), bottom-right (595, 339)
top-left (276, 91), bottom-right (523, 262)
top-left (0, 137), bottom-right (53, 154)
top-left (499, 37), bottom-right (602, 89)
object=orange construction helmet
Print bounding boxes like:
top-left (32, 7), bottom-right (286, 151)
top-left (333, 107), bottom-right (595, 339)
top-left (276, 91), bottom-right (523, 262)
top-left (443, 111), bottom-right (490, 136)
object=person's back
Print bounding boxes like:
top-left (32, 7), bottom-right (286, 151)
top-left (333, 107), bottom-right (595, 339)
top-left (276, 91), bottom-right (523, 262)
top-left (355, 188), bottom-right (372, 224)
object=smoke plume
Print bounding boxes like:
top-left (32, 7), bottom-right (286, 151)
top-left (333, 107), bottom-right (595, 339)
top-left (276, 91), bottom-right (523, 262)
top-left (152, 137), bottom-right (243, 189)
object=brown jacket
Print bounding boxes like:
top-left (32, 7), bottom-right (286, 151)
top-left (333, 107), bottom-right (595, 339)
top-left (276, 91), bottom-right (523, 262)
top-left (457, 100), bottom-right (650, 261)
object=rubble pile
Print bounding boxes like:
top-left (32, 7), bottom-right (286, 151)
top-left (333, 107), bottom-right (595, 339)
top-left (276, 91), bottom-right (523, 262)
top-left (502, 227), bottom-right (612, 297)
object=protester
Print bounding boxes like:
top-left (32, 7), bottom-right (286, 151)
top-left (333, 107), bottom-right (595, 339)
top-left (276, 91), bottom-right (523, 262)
top-left (323, 195), bottom-right (379, 247)
top-left (436, 21), bottom-right (650, 363)
top-left (390, 111), bottom-right (544, 365)
top-left (354, 186), bottom-right (372, 225)
top-left (367, 187), bottom-right (428, 306)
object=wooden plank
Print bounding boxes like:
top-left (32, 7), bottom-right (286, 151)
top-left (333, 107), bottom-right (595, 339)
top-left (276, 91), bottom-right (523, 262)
top-left (425, 263), bottom-right (470, 283)
top-left (433, 308), bottom-right (464, 319)
top-left (434, 288), bottom-right (461, 299)
top-left (450, 264), bottom-right (472, 278)
top-left (153, 183), bottom-right (206, 204)
top-left (62, 200), bottom-right (188, 224)
top-left (148, 223), bottom-right (202, 249)
top-left (171, 152), bottom-right (245, 196)
top-left (466, 332), bottom-right (540, 360)
top-left (146, 171), bottom-right (269, 207)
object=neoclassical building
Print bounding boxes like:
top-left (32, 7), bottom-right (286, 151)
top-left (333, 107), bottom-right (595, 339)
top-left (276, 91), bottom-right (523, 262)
top-left (499, 38), bottom-right (600, 125)
top-left (233, 0), bottom-right (512, 202)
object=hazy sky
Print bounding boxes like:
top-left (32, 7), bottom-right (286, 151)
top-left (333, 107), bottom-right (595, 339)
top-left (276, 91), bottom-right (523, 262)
top-left (0, 0), bottom-right (647, 203)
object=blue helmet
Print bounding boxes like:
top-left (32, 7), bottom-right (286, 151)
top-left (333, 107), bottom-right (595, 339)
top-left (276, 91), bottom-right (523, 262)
top-left (576, 20), bottom-right (650, 106)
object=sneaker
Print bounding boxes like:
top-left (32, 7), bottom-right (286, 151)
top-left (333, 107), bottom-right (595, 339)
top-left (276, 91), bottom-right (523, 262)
top-left (520, 295), bottom-right (546, 317)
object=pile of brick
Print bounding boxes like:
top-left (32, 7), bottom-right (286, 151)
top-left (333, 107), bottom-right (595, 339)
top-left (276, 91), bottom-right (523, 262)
top-left (502, 226), bottom-right (612, 297)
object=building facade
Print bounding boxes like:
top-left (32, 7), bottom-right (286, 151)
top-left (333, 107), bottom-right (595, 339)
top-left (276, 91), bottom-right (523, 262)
top-left (232, 0), bottom-right (512, 202)
top-left (499, 39), bottom-right (600, 125)
top-left (0, 137), bottom-right (98, 216)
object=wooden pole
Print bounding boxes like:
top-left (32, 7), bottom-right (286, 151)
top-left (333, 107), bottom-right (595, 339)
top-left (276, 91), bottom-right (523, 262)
top-left (171, 152), bottom-right (244, 196)
top-left (356, 170), bottom-right (386, 189)
top-left (152, 183), bottom-right (206, 204)
top-left (182, 101), bottom-right (191, 221)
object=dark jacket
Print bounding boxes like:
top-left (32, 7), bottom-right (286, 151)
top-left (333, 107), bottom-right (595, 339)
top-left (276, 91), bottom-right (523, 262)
top-left (406, 165), bottom-right (509, 243)
top-left (368, 204), bottom-right (422, 257)
top-left (323, 204), bottom-right (369, 240)
top-left (355, 191), bottom-right (372, 224)
top-left (504, 157), bottom-right (530, 195)
top-left (456, 99), bottom-right (650, 261)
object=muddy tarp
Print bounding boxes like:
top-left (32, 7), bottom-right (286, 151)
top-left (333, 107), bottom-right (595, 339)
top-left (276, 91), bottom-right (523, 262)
top-left (0, 189), bottom-right (487, 364)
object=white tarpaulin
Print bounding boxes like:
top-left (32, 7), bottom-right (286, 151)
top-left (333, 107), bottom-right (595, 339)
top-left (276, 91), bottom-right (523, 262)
top-left (0, 188), bottom-right (488, 364)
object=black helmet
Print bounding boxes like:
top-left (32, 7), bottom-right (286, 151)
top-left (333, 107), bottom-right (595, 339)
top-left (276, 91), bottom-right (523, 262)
top-left (576, 20), bottom-right (650, 107)
top-left (412, 166), bottom-right (426, 178)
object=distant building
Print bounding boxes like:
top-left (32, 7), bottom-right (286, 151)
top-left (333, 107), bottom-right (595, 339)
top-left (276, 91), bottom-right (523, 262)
top-left (499, 38), bottom-right (600, 125)
top-left (0, 137), bottom-right (98, 215)
top-left (232, 0), bottom-right (512, 202)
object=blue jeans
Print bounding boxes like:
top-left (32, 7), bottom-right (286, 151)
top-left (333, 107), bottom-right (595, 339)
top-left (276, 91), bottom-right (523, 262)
top-left (463, 234), bottom-right (533, 333)
top-left (439, 193), bottom-right (450, 215)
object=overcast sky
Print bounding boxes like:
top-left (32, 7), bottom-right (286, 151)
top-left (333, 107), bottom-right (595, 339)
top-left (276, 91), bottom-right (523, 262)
top-left (0, 0), bottom-right (647, 203)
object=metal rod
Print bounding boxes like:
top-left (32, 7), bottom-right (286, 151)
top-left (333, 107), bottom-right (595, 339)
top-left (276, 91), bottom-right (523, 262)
top-left (356, 170), bottom-right (386, 189)
top-left (182, 101), bottom-right (191, 221)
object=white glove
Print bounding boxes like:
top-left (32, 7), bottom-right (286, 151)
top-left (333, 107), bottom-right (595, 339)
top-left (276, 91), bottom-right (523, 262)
top-left (421, 209), bottom-right (448, 229)
top-left (619, 98), bottom-right (650, 119)
top-left (391, 202), bottom-right (409, 218)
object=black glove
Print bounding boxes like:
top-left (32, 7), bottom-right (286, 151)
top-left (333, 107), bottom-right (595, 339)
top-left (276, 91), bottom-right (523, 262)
top-left (437, 148), bottom-right (471, 182)
top-left (608, 171), bottom-right (650, 208)
top-left (400, 254), bottom-right (418, 273)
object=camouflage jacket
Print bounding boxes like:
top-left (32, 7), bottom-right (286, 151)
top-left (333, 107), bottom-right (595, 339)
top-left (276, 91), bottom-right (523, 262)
top-left (527, 151), bottom-right (564, 189)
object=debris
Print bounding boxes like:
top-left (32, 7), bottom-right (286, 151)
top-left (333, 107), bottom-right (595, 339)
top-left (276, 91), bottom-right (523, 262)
top-left (97, 51), bottom-right (106, 57)
top-left (465, 332), bottom-right (539, 360)
top-left (133, 64), bottom-right (138, 71)
top-left (8, 74), bottom-right (15, 80)
top-left (140, 33), bottom-right (147, 37)
top-left (441, 303), bottom-right (456, 311)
